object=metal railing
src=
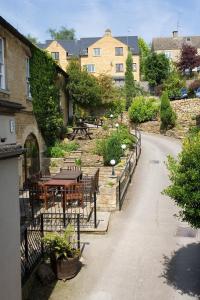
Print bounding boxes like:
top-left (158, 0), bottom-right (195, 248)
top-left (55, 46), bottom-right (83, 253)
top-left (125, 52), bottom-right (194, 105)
top-left (118, 129), bottom-right (141, 210)
top-left (21, 212), bottom-right (80, 285)
top-left (19, 179), bottom-right (97, 229)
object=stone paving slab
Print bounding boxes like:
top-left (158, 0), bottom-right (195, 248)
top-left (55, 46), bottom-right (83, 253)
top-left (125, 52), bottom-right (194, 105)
top-left (80, 211), bottom-right (111, 234)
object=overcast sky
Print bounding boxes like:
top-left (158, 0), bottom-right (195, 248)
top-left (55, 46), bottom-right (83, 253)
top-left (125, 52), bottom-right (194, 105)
top-left (1, 0), bottom-right (200, 42)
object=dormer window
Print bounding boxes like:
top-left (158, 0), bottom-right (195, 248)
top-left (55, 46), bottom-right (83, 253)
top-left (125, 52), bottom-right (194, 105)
top-left (0, 37), bottom-right (5, 90)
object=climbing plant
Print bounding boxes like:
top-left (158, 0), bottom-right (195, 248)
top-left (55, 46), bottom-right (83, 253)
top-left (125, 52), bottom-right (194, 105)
top-left (29, 47), bottom-right (63, 146)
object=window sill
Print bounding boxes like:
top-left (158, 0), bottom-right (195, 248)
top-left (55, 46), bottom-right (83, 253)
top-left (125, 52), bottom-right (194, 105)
top-left (0, 88), bottom-right (10, 95)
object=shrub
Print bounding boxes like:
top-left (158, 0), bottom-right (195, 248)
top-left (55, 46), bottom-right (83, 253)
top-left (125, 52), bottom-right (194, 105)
top-left (103, 134), bottom-right (122, 166)
top-left (128, 96), bottom-right (160, 123)
top-left (160, 92), bottom-right (176, 130)
top-left (163, 131), bottom-right (200, 228)
top-left (114, 125), bottom-right (136, 148)
top-left (188, 80), bottom-right (200, 97)
top-left (45, 141), bottom-right (79, 157)
top-left (163, 71), bottom-right (186, 99)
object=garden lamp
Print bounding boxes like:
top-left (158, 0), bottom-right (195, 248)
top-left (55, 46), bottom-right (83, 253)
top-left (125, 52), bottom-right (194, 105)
top-left (115, 123), bottom-right (119, 131)
top-left (110, 114), bottom-right (114, 128)
top-left (110, 159), bottom-right (116, 176)
top-left (121, 144), bottom-right (126, 151)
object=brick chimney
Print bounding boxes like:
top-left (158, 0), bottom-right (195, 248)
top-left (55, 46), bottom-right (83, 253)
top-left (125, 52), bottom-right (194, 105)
top-left (172, 30), bottom-right (178, 38)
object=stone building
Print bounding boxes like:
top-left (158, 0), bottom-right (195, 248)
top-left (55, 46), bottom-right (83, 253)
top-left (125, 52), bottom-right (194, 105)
top-left (0, 16), bottom-right (71, 186)
top-left (39, 29), bottom-right (140, 85)
top-left (152, 30), bottom-right (200, 63)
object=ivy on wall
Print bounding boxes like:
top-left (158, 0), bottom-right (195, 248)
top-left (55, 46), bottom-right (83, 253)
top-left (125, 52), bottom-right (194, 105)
top-left (29, 47), bottom-right (63, 146)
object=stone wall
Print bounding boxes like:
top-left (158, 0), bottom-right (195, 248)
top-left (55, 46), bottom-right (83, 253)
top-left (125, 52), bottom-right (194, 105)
top-left (137, 99), bottom-right (200, 139)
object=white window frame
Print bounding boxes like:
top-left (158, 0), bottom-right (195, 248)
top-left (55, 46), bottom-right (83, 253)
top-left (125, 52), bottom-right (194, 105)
top-left (115, 47), bottom-right (123, 56)
top-left (51, 52), bottom-right (59, 60)
top-left (116, 63), bottom-right (124, 72)
top-left (164, 51), bottom-right (171, 59)
top-left (93, 48), bottom-right (101, 57)
top-left (86, 64), bottom-right (96, 73)
top-left (0, 37), bottom-right (5, 90)
top-left (26, 57), bottom-right (31, 98)
top-left (132, 63), bottom-right (137, 72)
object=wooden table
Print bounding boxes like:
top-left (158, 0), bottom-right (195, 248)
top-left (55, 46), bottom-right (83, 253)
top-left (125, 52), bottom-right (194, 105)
top-left (43, 179), bottom-right (76, 188)
top-left (70, 127), bottom-right (92, 140)
top-left (52, 170), bottom-right (82, 181)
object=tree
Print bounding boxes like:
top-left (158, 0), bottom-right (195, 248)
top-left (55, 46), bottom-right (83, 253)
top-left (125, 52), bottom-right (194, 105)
top-left (163, 70), bottom-right (186, 99)
top-left (177, 44), bottom-right (200, 76)
top-left (26, 34), bottom-right (39, 45)
top-left (138, 37), bottom-right (150, 77)
top-left (163, 131), bottom-right (200, 228)
top-left (144, 52), bottom-right (170, 87)
top-left (160, 92), bottom-right (176, 130)
top-left (47, 26), bottom-right (75, 40)
top-left (67, 59), bottom-right (101, 109)
top-left (125, 51), bottom-right (136, 110)
top-left (97, 74), bottom-right (116, 106)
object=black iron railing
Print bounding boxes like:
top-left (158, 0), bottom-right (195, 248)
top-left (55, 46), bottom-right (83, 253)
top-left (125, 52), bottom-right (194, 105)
top-left (118, 129), bottom-right (141, 210)
top-left (21, 212), bottom-right (80, 285)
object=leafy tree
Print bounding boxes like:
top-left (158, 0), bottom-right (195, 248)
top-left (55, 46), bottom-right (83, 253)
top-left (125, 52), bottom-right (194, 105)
top-left (30, 48), bottom-right (63, 146)
top-left (177, 44), bottom-right (200, 76)
top-left (97, 74), bottom-right (116, 106)
top-left (67, 59), bottom-right (101, 109)
top-left (163, 131), bottom-right (200, 228)
top-left (125, 51), bottom-right (136, 110)
top-left (26, 34), bottom-right (39, 45)
top-left (144, 52), bottom-right (170, 87)
top-left (163, 70), bottom-right (186, 98)
top-left (138, 37), bottom-right (150, 76)
top-left (160, 92), bottom-right (176, 130)
top-left (47, 26), bottom-right (75, 40)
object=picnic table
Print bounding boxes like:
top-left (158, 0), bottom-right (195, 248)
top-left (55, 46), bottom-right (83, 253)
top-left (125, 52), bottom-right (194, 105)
top-left (69, 126), bottom-right (93, 140)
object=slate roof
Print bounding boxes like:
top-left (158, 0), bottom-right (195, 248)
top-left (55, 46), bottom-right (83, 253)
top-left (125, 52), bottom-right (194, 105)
top-left (152, 36), bottom-right (200, 51)
top-left (38, 35), bottom-right (139, 56)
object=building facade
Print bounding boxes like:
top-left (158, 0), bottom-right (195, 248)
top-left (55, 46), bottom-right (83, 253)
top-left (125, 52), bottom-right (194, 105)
top-left (152, 31), bottom-right (200, 63)
top-left (39, 29), bottom-right (140, 85)
top-left (0, 17), bottom-right (70, 187)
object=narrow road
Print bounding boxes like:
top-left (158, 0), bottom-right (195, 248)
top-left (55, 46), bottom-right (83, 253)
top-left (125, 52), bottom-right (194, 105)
top-left (47, 133), bottom-right (200, 300)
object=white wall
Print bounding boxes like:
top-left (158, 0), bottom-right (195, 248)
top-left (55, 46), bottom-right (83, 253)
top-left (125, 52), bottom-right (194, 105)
top-left (0, 157), bottom-right (21, 300)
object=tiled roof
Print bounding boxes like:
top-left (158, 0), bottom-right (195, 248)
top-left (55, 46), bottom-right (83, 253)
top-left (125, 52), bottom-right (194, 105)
top-left (38, 35), bottom-right (139, 56)
top-left (152, 36), bottom-right (200, 51)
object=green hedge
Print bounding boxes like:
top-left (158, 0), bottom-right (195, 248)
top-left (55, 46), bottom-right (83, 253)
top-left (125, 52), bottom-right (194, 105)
top-left (128, 96), bottom-right (159, 123)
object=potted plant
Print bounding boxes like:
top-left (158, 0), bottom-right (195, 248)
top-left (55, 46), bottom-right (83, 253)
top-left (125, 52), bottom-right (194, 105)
top-left (42, 225), bottom-right (81, 280)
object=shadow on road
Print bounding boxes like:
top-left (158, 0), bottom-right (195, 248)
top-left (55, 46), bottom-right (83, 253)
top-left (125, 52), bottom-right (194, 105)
top-left (161, 243), bottom-right (200, 298)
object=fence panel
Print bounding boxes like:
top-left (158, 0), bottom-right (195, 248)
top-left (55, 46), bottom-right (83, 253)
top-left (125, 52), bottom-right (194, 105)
top-left (118, 130), bottom-right (141, 210)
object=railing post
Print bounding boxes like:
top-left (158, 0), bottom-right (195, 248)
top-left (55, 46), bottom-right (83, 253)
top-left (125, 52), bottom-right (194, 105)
top-left (118, 180), bottom-right (121, 211)
top-left (77, 214), bottom-right (80, 250)
top-left (40, 214), bottom-right (44, 255)
top-left (129, 159), bottom-right (132, 183)
top-left (94, 191), bottom-right (97, 228)
top-left (62, 192), bottom-right (66, 227)
top-left (24, 228), bottom-right (28, 262)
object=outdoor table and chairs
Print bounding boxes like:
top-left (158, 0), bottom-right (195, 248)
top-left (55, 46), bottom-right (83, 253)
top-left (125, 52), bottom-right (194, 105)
top-left (69, 126), bottom-right (93, 140)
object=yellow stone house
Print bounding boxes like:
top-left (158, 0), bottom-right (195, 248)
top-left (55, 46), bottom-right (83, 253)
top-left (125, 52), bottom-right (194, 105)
top-left (39, 29), bottom-right (140, 85)
top-left (152, 30), bottom-right (200, 64)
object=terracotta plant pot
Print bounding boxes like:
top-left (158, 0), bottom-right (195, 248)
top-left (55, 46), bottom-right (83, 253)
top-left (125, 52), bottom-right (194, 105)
top-left (51, 254), bottom-right (81, 280)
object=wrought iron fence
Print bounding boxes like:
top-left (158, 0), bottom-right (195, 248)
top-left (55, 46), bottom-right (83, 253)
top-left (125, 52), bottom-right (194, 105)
top-left (118, 130), bottom-right (141, 210)
top-left (21, 212), bottom-right (80, 285)
top-left (19, 178), bottom-right (97, 229)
